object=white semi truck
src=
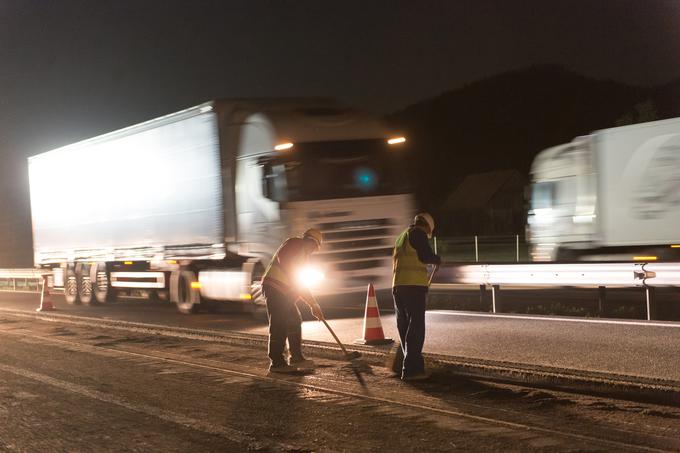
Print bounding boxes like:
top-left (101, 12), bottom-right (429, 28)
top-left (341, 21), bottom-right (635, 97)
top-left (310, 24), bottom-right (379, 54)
top-left (28, 99), bottom-right (414, 312)
top-left (527, 116), bottom-right (680, 262)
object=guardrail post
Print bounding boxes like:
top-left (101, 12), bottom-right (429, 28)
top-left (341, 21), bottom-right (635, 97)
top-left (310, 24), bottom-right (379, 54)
top-left (12, 278), bottom-right (16, 291)
top-left (491, 284), bottom-right (500, 313)
top-left (474, 236), bottom-right (479, 262)
top-left (645, 287), bottom-right (654, 321)
top-left (479, 284), bottom-right (488, 311)
top-left (597, 286), bottom-right (606, 316)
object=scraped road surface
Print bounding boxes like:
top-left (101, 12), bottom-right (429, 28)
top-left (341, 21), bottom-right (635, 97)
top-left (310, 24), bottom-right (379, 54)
top-left (2, 293), bottom-right (680, 383)
top-left (0, 310), bottom-right (679, 452)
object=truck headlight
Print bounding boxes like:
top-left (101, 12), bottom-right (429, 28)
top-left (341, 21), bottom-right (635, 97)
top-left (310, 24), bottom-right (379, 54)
top-left (296, 266), bottom-right (325, 289)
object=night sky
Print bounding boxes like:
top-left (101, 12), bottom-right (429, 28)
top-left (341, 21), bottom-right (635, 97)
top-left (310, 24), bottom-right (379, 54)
top-left (1, 0), bottom-right (680, 264)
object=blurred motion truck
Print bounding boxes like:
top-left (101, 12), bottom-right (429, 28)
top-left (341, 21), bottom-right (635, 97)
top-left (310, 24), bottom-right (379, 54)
top-left (28, 99), bottom-right (413, 312)
top-left (527, 116), bottom-right (680, 262)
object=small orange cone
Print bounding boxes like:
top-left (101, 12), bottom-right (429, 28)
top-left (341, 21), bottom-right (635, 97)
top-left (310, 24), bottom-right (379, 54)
top-left (355, 283), bottom-right (393, 345)
top-left (36, 274), bottom-right (55, 312)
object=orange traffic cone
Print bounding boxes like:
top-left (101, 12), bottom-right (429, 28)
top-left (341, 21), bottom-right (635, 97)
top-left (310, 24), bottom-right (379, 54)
top-left (355, 283), bottom-right (393, 345)
top-left (36, 274), bottom-right (55, 312)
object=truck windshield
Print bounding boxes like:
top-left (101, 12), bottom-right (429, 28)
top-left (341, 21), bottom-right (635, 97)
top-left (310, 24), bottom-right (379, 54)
top-left (531, 181), bottom-right (555, 210)
top-left (270, 139), bottom-right (409, 201)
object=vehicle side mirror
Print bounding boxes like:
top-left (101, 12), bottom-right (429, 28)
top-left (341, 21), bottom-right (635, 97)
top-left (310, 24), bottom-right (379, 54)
top-left (262, 166), bottom-right (273, 199)
top-left (261, 164), bottom-right (281, 201)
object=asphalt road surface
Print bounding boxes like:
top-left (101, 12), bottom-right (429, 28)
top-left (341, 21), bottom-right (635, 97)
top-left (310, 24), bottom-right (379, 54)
top-left (1, 310), bottom-right (679, 452)
top-left (1, 292), bottom-right (679, 383)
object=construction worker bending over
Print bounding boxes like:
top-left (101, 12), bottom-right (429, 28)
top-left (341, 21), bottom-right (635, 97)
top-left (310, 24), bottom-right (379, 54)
top-left (261, 228), bottom-right (325, 374)
top-left (392, 213), bottom-right (441, 381)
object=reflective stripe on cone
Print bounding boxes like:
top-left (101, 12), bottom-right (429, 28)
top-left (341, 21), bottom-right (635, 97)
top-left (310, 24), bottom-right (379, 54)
top-left (355, 283), bottom-right (393, 345)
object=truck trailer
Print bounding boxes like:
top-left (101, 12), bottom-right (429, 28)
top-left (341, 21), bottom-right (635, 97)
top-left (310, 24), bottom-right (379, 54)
top-left (28, 99), bottom-right (414, 312)
top-left (527, 116), bottom-right (680, 262)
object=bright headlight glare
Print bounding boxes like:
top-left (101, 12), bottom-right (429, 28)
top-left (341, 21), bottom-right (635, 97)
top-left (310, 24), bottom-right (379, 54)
top-left (274, 142), bottom-right (294, 151)
top-left (296, 266), bottom-right (325, 289)
top-left (387, 136), bottom-right (406, 145)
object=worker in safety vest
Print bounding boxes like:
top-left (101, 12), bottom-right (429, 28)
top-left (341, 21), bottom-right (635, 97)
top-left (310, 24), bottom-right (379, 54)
top-left (392, 212), bottom-right (441, 381)
top-left (261, 228), bottom-right (325, 373)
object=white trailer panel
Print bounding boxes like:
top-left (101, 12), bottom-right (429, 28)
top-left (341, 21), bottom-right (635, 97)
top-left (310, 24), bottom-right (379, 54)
top-left (596, 117), bottom-right (680, 246)
top-left (29, 112), bottom-right (225, 263)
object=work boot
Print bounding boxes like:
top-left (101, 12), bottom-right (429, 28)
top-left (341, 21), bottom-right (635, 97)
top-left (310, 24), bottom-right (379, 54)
top-left (290, 357), bottom-right (316, 370)
top-left (268, 364), bottom-right (299, 374)
top-left (401, 371), bottom-right (431, 382)
top-left (386, 343), bottom-right (404, 375)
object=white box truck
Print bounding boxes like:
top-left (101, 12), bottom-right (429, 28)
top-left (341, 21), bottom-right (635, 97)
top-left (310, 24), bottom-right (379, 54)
top-left (28, 99), bottom-right (414, 312)
top-left (527, 116), bottom-right (680, 262)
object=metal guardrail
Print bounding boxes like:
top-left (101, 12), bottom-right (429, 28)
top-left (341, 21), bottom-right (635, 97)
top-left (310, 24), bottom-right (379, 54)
top-left (0, 269), bottom-right (47, 293)
top-left (0, 269), bottom-right (47, 279)
top-left (432, 262), bottom-right (678, 288)
top-left (3, 263), bottom-right (677, 320)
top-left (432, 262), bottom-right (679, 321)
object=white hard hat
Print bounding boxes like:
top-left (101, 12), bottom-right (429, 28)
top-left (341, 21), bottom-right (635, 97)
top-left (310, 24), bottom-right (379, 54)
top-left (414, 212), bottom-right (435, 233)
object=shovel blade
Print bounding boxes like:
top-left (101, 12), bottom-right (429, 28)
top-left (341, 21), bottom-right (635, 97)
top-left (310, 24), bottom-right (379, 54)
top-left (345, 351), bottom-right (362, 360)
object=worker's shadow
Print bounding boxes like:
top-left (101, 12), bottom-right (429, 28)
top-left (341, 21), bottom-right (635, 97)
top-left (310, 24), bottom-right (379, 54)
top-left (226, 375), bottom-right (310, 446)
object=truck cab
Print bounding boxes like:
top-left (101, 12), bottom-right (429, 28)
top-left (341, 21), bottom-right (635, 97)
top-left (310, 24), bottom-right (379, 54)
top-left (232, 105), bottom-right (413, 297)
top-left (527, 138), bottom-right (597, 261)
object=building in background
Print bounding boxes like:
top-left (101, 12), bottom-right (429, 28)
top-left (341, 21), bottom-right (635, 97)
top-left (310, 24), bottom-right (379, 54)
top-left (438, 169), bottom-right (526, 236)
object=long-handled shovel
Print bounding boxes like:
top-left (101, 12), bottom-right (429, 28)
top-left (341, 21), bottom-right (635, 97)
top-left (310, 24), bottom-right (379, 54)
top-left (321, 318), bottom-right (367, 388)
top-left (321, 319), bottom-right (362, 361)
top-left (428, 263), bottom-right (440, 286)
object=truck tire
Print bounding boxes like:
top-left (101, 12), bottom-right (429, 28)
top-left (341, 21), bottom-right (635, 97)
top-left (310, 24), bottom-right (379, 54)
top-left (251, 282), bottom-right (266, 306)
top-left (76, 263), bottom-right (93, 305)
top-left (92, 262), bottom-right (115, 304)
top-left (246, 260), bottom-right (267, 319)
top-left (64, 265), bottom-right (80, 305)
top-left (246, 259), bottom-right (266, 306)
top-left (170, 270), bottom-right (201, 314)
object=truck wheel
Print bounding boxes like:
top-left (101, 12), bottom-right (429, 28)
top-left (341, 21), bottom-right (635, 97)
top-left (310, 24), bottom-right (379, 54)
top-left (64, 265), bottom-right (80, 305)
top-left (251, 282), bottom-right (266, 306)
top-left (92, 263), bottom-right (115, 304)
top-left (247, 259), bottom-right (266, 305)
top-left (246, 260), bottom-right (267, 319)
top-left (240, 283), bottom-right (268, 320)
top-left (170, 270), bottom-right (201, 314)
top-left (76, 263), bottom-right (93, 305)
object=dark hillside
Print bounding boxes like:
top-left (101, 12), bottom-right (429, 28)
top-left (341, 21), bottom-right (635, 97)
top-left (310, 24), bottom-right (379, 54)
top-left (388, 65), bottom-right (653, 213)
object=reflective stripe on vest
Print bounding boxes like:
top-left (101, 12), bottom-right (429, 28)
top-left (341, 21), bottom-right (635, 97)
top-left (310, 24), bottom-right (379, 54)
top-left (392, 228), bottom-right (429, 287)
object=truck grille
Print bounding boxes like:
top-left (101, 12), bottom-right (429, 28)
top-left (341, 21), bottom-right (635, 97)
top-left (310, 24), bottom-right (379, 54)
top-left (315, 218), bottom-right (395, 275)
top-left (323, 238), bottom-right (385, 252)
top-left (334, 259), bottom-right (385, 272)
top-left (324, 228), bottom-right (392, 241)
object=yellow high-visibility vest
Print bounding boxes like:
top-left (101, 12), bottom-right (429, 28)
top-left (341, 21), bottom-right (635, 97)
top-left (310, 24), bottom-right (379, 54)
top-left (392, 228), bottom-right (429, 287)
top-left (263, 238), bottom-right (305, 288)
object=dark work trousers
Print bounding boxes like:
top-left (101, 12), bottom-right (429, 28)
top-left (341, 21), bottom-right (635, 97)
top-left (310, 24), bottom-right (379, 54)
top-left (263, 283), bottom-right (304, 367)
top-left (393, 285), bottom-right (428, 377)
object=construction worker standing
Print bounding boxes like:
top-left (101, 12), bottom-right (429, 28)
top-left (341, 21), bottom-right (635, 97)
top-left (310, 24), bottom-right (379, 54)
top-left (392, 213), bottom-right (441, 381)
top-left (261, 228), bottom-right (325, 374)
